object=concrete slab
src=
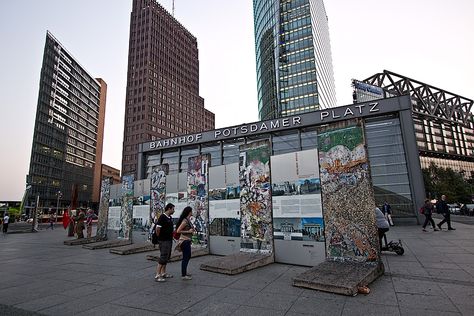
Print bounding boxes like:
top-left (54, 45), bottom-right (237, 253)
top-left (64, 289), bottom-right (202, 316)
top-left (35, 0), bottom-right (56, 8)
top-left (109, 242), bottom-right (157, 255)
top-left (63, 236), bottom-right (107, 246)
top-left (82, 239), bottom-right (131, 250)
top-left (292, 260), bottom-right (384, 296)
top-left (200, 252), bottom-right (274, 275)
top-left (146, 247), bottom-right (209, 262)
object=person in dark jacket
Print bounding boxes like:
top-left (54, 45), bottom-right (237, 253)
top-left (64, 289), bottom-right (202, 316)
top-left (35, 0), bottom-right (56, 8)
top-left (382, 201), bottom-right (394, 226)
top-left (154, 203), bottom-right (175, 282)
top-left (422, 199), bottom-right (438, 232)
top-left (437, 195), bottom-right (455, 230)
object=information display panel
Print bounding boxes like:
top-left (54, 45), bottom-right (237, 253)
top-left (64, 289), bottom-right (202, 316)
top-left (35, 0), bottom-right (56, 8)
top-left (271, 149), bottom-right (326, 265)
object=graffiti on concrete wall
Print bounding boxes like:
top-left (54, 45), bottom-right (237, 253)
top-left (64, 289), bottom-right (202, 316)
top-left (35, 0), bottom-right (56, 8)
top-left (239, 140), bottom-right (273, 254)
top-left (119, 174), bottom-right (134, 240)
top-left (96, 177), bottom-right (111, 239)
top-left (187, 155), bottom-right (209, 248)
top-left (150, 164), bottom-right (168, 224)
top-left (318, 124), bottom-right (379, 262)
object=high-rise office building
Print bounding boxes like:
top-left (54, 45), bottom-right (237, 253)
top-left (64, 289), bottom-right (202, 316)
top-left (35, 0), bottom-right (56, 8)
top-left (27, 31), bottom-right (107, 209)
top-left (253, 0), bottom-right (337, 120)
top-left (122, 0), bottom-right (215, 178)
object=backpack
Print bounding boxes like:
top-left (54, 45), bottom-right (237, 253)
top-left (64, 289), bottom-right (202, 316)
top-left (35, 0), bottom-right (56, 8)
top-left (151, 224), bottom-right (159, 245)
top-left (436, 202), bottom-right (442, 214)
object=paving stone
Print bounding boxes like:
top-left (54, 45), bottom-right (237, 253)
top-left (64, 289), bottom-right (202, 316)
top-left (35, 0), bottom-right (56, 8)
top-left (231, 305), bottom-right (286, 316)
top-left (262, 280), bottom-right (305, 296)
top-left (397, 293), bottom-right (458, 312)
top-left (15, 294), bottom-right (71, 312)
top-left (2, 221), bottom-right (474, 315)
top-left (0, 304), bottom-right (43, 316)
top-left (245, 291), bottom-right (299, 311)
top-left (177, 300), bottom-right (239, 316)
top-left (288, 296), bottom-right (345, 316)
top-left (342, 301), bottom-right (400, 316)
top-left (392, 277), bottom-right (445, 296)
top-left (399, 307), bottom-right (462, 316)
top-left (351, 275), bottom-right (398, 306)
top-left (75, 303), bottom-right (159, 316)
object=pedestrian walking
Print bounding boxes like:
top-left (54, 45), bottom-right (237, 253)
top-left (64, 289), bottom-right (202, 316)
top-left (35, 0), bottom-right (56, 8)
top-left (437, 195), bottom-right (456, 230)
top-left (2, 213), bottom-right (9, 235)
top-left (46, 213), bottom-right (54, 230)
top-left (175, 206), bottom-right (195, 281)
top-left (422, 198), bottom-right (438, 232)
top-left (85, 209), bottom-right (97, 238)
top-left (382, 201), bottom-right (394, 226)
top-left (154, 203), bottom-right (175, 282)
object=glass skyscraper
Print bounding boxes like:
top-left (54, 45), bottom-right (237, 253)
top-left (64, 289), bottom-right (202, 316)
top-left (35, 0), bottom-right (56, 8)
top-left (253, 0), bottom-right (336, 120)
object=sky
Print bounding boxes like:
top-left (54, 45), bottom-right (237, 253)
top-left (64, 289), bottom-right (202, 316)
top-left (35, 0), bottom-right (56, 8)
top-left (0, 0), bottom-right (473, 201)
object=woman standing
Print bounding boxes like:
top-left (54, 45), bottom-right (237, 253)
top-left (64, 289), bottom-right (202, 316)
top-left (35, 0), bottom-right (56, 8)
top-left (75, 212), bottom-right (86, 239)
top-left (176, 206), bottom-right (195, 280)
top-left (422, 199), bottom-right (439, 232)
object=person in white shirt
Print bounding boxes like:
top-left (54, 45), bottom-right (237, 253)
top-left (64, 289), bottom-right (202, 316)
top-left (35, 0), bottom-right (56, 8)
top-left (3, 213), bottom-right (10, 234)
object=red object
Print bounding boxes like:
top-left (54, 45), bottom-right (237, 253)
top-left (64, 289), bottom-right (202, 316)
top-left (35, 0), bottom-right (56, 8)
top-left (172, 230), bottom-right (181, 240)
top-left (63, 209), bottom-right (70, 229)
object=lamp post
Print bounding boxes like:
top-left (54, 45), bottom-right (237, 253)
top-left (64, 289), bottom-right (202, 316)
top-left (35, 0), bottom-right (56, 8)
top-left (56, 191), bottom-right (62, 223)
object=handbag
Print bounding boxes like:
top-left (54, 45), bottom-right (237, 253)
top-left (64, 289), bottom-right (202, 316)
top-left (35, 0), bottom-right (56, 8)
top-left (174, 234), bottom-right (190, 252)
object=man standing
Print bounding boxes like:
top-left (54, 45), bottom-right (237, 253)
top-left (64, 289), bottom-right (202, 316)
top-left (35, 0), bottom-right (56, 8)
top-left (2, 213), bottom-right (9, 234)
top-left (383, 201), bottom-right (394, 226)
top-left (154, 203), bottom-right (175, 282)
top-left (437, 195), bottom-right (455, 230)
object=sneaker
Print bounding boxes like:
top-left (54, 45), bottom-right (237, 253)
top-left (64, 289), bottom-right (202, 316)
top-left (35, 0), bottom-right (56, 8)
top-left (155, 276), bottom-right (166, 282)
top-left (154, 274), bottom-right (161, 280)
top-left (181, 275), bottom-right (192, 280)
top-left (448, 227), bottom-right (456, 230)
top-left (422, 228), bottom-right (427, 232)
top-left (434, 228), bottom-right (439, 231)
top-left (162, 273), bottom-right (173, 278)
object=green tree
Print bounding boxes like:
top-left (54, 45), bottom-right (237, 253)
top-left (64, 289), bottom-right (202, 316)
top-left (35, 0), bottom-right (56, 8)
top-left (422, 162), bottom-right (473, 203)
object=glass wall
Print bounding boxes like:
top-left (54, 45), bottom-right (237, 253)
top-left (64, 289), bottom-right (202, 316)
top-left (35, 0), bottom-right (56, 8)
top-left (222, 139), bottom-right (244, 165)
top-left (365, 115), bottom-right (414, 217)
top-left (161, 149), bottom-right (179, 174)
top-left (201, 142), bottom-right (222, 167)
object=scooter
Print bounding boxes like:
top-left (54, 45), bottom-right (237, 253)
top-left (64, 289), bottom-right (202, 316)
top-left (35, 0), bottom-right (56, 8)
top-left (381, 233), bottom-right (404, 255)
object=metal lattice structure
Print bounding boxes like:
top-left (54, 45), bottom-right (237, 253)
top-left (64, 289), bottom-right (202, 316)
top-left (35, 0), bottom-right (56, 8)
top-left (363, 70), bottom-right (473, 126)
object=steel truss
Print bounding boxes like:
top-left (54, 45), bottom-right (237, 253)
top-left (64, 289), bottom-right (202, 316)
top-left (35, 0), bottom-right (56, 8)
top-left (363, 70), bottom-right (473, 126)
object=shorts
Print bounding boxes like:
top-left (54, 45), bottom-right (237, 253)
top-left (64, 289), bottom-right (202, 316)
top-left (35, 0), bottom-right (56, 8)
top-left (158, 240), bottom-right (172, 265)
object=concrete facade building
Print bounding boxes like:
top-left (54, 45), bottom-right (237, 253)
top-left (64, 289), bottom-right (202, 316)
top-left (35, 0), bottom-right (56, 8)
top-left (27, 31), bottom-right (107, 209)
top-left (101, 164), bottom-right (121, 185)
top-left (122, 0), bottom-right (215, 178)
top-left (353, 70), bottom-right (474, 179)
top-left (253, 0), bottom-right (336, 120)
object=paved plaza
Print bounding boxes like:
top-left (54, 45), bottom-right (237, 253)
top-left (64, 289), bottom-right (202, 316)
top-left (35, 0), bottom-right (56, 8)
top-left (1, 220), bottom-right (474, 316)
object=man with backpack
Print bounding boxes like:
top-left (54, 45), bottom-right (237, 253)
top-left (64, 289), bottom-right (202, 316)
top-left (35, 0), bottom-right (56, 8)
top-left (154, 203), bottom-right (175, 282)
top-left (421, 199), bottom-right (438, 232)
